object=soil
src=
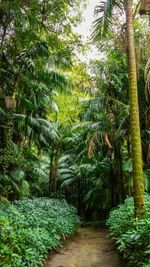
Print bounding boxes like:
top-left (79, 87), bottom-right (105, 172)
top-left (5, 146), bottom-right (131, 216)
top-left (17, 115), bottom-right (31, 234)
top-left (44, 227), bottom-right (126, 267)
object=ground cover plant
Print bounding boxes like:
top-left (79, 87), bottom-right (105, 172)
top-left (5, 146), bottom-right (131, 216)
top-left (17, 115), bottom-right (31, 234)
top-left (0, 198), bottom-right (80, 267)
top-left (107, 194), bottom-right (150, 267)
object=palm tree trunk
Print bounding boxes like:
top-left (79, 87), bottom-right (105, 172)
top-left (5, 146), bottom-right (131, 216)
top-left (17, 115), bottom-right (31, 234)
top-left (49, 152), bottom-right (54, 197)
top-left (125, 0), bottom-right (144, 218)
top-left (54, 150), bottom-right (59, 193)
top-left (3, 97), bottom-right (16, 174)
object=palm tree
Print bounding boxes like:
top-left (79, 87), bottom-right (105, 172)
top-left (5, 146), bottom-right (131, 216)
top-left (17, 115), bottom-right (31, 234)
top-left (93, 0), bottom-right (144, 218)
top-left (125, 0), bottom-right (144, 218)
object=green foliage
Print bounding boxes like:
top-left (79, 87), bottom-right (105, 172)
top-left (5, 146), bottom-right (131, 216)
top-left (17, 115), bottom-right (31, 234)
top-left (107, 194), bottom-right (150, 266)
top-left (57, 124), bottom-right (111, 217)
top-left (0, 142), bottom-right (31, 199)
top-left (93, 0), bottom-right (123, 42)
top-left (0, 0), bottom-right (89, 203)
top-left (0, 198), bottom-right (80, 267)
top-left (0, 142), bottom-right (27, 169)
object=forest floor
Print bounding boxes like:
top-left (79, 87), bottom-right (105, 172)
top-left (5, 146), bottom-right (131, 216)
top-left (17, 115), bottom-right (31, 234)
top-left (44, 227), bottom-right (126, 267)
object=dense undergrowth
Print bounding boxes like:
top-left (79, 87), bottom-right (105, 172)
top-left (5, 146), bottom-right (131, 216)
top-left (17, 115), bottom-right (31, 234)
top-left (107, 194), bottom-right (150, 267)
top-left (0, 198), bottom-right (80, 267)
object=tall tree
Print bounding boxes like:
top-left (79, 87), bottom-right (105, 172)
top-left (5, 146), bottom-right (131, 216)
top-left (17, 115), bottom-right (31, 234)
top-left (125, 0), bottom-right (144, 218)
top-left (93, 0), bottom-right (145, 218)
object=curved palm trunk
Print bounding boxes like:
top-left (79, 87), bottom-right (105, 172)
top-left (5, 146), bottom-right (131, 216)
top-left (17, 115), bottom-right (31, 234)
top-left (125, 0), bottom-right (144, 218)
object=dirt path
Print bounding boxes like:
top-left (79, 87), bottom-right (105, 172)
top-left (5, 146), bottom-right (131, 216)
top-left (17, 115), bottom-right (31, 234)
top-left (44, 227), bottom-right (126, 267)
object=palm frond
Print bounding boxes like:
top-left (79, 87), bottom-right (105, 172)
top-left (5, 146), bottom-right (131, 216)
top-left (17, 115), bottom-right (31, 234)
top-left (15, 114), bottom-right (59, 144)
top-left (92, 0), bottom-right (123, 43)
top-left (122, 158), bottom-right (132, 173)
top-left (28, 41), bottom-right (49, 59)
top-left (20, 98), bottom-right (34, 111)
top-left (33, 168), bottom-right (48, 179)
top-left (11, 180), bottom-right (20, 193)
top-left (10, 170), bottom-right (26, 182)
top-left (39, 135), bottom-right (49, 147)
top-left (61, 178), bottom-right (75, 187)
top-left (27, 116), bottom-right (41, 128)
top-left (0, 107), bottom-right (6, 116)
top-left (59, 167), bottom-right (75, 173)
top-left (0, 174), bottom-right (10, 183)
top-left (52, 100), bottom-right (59, 113)
top-left (20, 180), bottom-right (30, 196)
top-left (40, 68), bottom-right (72, 93)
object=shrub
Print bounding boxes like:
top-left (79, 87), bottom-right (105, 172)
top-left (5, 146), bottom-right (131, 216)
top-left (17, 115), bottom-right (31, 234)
top-left (0, 198), bottom-right (80, 267)
top-left (107, 194), bottom-right (150, 267)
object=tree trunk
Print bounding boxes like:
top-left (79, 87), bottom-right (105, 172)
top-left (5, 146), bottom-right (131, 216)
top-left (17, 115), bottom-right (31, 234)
top-left (54, 150), bottom-right (59, 193)
top-left (3, 97), bottom-right (16, 174)
top-left (110, 162), bottom-right (115, 208)
top-left (125, 0), bottom-right (144, 218)
top-left (114, 143), bottom-right (124, 204)
top-left (49, 152), bottom-right (54, 197)
top-left (4, 97), bottom-right (16, 149)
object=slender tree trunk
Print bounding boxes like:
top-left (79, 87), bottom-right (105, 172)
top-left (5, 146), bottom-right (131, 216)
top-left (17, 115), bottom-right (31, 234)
top-left (114, 143), bottom-right (124, 204)
top-left (3, 97), bottom-right (16, 174)
top-left (77, 179), bottom-right (81, 215)
top-left (54, 150), bottom-right (59, 193)
top-left (125, 0), bottom-right (144, 218)
top-left (2, 110), bottom-right (14, 174)
top-left (110, 163), bottom-right (115, 207)
top-left (49, 152), bottom-right (54, 197)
